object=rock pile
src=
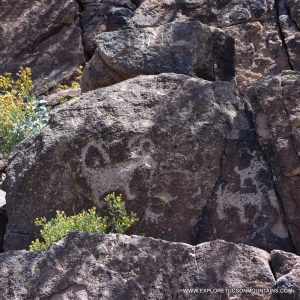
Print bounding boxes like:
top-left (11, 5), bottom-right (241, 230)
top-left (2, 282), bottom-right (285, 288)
top-left (1, 0), bottom-right (300, 297)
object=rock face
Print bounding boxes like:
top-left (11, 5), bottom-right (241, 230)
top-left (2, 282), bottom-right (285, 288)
top-left (78, 0), bottom-right (295, 90)
top-left (81, 21), bottom-right (235, 92)
top-left (132, 0), bottom-right (291, 89)
top-left (0, 0), bottom-right (85, 93)
top-left (4, 73), bottom-right (294, 252)
top-left (1, 0), bottom-right (299, 93)
top-left (0, 234), bottom-right (278, 299)
top-left (248, 71), bottom-right (300, 254)
top-left (278, 0), bottom-right (300, 71)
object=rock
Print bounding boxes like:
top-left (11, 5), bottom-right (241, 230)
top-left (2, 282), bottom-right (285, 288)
top-left (286, 0), bottom-right (300, 29)
top-left (0, 158), bottom-right (7, 173)
top-left (181, 0), bottom-right (203, 9)
top-left (79, 0), bottom-right (137, 57)
top-left (81, 21), bottom-right (235, 92)
top-left (59, 0), bottom-right (292, 91)
top-left (4, 73), bottom-right (292, 252)
top-left (0, 158), bottom-right (7, 191)
top-left (0, 0), bottom-right (85, 94)
top-left (107, 7), bottom-right (135, 32)
top-left (0, 203), bottom-right (7, 253)
top-left (118, 0), bottom-right (291, 89)
top-left (44, 88), bottom-right (81, 107)
top-left (247, 71), bottom-right (300, 254)
top-left (132, 0), bottom-right (273, 27)
top-left (1, 0), bottom-right (297, 92)
top-left (278, 0), bottom-right (300, 71)
top-left (198, 129), bottom-right (294, 253)
top-left (271, 250), bottom-right (300, 298)
top-left (0, 190), bottom-right (5, 208)
top-left (0, 234), bottom-right (277, 299)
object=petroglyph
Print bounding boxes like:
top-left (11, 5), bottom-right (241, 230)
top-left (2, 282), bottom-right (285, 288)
top-left (81, 136), bottom-right (158, 204)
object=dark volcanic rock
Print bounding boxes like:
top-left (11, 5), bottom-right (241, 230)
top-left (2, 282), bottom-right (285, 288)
top-left (197, 129), bottom-right (295, 253)
top-left (1, 0), bottom-right (297, 92)
top-left (79, 0), bottom-right (138, 57)
top-left (4, 73), bottom-right (292, 252)
top-left (286, 0), bottom-right (300, 29)
top-left (0, 0), bottom-right (85, 93)
top-left (0, 234), bottom-right (277, 299)
top-left (248, 71), bottom-right (300, 254)
top-left (271, 250), bottom-right (300, 299)
top-left (0, 203), bottom-right (7, 253)
top-left (278, 0), bottom-right (300, 71)
top-left (81, 21), bottom-right (235, 92)
top-left (79, 0), bottom-right (291, 90)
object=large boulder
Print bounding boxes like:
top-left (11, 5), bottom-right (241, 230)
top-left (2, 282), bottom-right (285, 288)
top-left (4, 73), bottom-right (293, 252)
top-left (81, 21), bottom-right (235, 92)
top-left (247, 71), bottom-right (300, 254)
top-left (0, 234), bottom-right (277, 299)
top-left (0, 0), bottom-right (85, 93)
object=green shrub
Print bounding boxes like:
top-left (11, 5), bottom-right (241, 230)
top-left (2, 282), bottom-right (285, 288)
top-left (29, 193), bottom-right (138, 252)
top-left (0, 67), bottom-right (49, 155)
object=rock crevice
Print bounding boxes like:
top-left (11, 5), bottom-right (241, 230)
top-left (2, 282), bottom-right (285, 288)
top-left (275, 0), bottom-right (294, 70)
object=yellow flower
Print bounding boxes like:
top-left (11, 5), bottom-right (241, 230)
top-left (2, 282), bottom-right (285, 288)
top-left (0, 67), bottom-right (48, 154)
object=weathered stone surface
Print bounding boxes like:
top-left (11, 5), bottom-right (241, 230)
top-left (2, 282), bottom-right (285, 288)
top-left (81, 21), bottom-right (235, 92)
top-left (278, 0), bottom-right (300, 71)
top-left (0, 0), bottom-right (85, 93)
top-left (4, 74), bottom-right (292, 252)
top-left (1, 0), bottom-right (296, 92)
top-left (286, 0), bottom-right (300, 29)
top-left (79, 0), bottom-right (291, 90)
top-left (79, 0), bottom-right (138, 57)
top-left (175, 0), bottom-right (291, 89)
top-left (271, 250), bottom-right (300, 299)
top-left (0, 234), bottom-right (277, 299)
top-left (197, 129), bottom-right (295, 253)
top-left (44, 87), bottom-right (81, 107)
top-left (132, 0), bottom-right (274, 27)
top-left (247, 71), bottom-right (300, 254)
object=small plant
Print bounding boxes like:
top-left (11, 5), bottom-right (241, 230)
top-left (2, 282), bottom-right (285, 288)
top-left (29, 193), bottom-right (138, 252)
top-left (55, 66), bottom-right (83, 92)
top-left (0, 67), bottom-right (49, 154)
top-left (105, 192), bottom-right (138, 234)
